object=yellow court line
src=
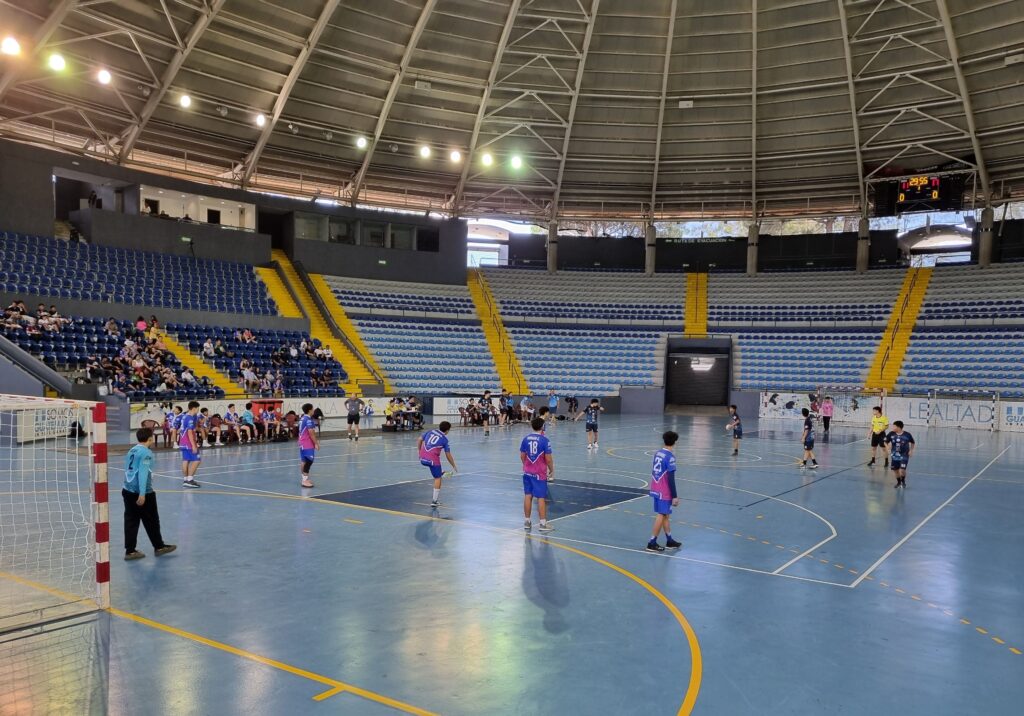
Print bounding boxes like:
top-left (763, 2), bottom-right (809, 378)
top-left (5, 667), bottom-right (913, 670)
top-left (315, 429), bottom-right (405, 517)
top-left (163, 487), bottom-right (704, 714)
top-left (108, 607), bottom-right (437, 714)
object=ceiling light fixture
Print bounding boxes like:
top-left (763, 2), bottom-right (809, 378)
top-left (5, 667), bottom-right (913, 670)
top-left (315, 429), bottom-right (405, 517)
top-left (450, 150), bottom-right (462, 163)
top-left (97, 69), bottom-right (112, 85)
top-left (47, 53), bottom-right (66, 72)
top-left (179, 94), bottom-right (191, 108)
top-left (419, 145), bottom-right (431, 159)
top-left (356, 136), bottom-right (368, 149)
top-left (1, 37), bottom-right (20, 56)
top-left (255, 113), bottom-right (266, 127)
top-left (510, 154), bottom-right (523, 169)
top-left (481, 152), bottom-right (493, 167)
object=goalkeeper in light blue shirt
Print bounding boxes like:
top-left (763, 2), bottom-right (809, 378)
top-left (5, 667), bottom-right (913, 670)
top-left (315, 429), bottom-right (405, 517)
top-left (123, 427), bottom-right (176, 561)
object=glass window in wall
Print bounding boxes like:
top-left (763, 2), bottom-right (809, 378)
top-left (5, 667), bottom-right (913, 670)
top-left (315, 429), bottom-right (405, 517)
top-left (390, 225), bottom-right (415, 250)
top-left (329, 218), bottom-right (355, 244)
top-left (362, 222), bottom-right (386, 247)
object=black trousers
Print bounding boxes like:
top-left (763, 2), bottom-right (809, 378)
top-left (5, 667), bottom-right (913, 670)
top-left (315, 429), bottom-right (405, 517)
top-left (122, 488), bottom-right (166, 553)
top-left (823, 416), bottom-right (831, 432)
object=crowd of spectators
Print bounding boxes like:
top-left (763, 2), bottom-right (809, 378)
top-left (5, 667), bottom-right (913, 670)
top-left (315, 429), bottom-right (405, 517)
top-left (2, 300), bottom-right (71, 335)
top-left (202, 329), bottom-right (340, 395)
top-left (157, 400), bottom-right (324, 447)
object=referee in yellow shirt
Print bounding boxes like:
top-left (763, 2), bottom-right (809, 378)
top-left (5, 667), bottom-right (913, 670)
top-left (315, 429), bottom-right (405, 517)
top-left (868, 406), bottom-right (890, 467)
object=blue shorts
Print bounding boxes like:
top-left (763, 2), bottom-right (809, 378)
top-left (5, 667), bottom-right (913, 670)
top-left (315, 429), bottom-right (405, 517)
top-left (522, 474), bottom-right (548, 499)
top-left (652, 496), bottom-right (673, 515)
top-left (421, 460), bottom-right (443, 479)
top-left (733, 428), bottom-right (743, 439)
top-left (180, 447), bottom-right (201, 463)
top-left (890, 458), bottom-right (908, 471)
top-left (804, 439), bottom-right (815, 450)
top-left (585, 422), bottom-right (598, 433)
top-left (300, 448), bottom-right (316, 463)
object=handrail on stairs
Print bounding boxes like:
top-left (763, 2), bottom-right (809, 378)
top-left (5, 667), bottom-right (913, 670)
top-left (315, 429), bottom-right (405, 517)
top-left (292, 261), bottom-right (387, 388)
top-left (879, 269), bottom-right (919, 378)
top-left (474, 270), bottom-right (527, 394)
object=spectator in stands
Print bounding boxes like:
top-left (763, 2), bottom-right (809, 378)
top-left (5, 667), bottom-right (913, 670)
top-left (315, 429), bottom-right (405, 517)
top-left (202, 338), bottom-right (215, 359)
top-left (105, 318), bottom-right (120, 337)
top-left (180, 367), bottom-right (196, 386)
top-left (147, 317), bottom-right (161, 340)
top-left (323, 345), bottom-right (333, 361)
top-left (135, 316), bottom-right (148, 333)
top-left (85, 356), bottom-right (107, 382)
top-left (323, 368), bottom-right (334, 386)
top-left (288, 343), bottom-right (299, 360)
top-left (241, 364), bottom-right (259, 393)
top-left (314, 345), bottom-right (325, 360)
top-left (272, 373), bottom-right (285, 398)
top-left (214, 338), bottom-right (227, 357)
top-left (310, 368), bottom-right (323, 388)
top-left (270, 347), bottom-right (286, 367)
top-left (242, 328), bottom-right (256, 344)
top-left (259, 374), bottom-right (272, 395)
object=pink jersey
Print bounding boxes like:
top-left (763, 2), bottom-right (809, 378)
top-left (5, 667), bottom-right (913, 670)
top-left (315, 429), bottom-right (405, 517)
top-left (419, 429), bottom-right (450, 466)
top-left (298, 414), bottom-right (316, 450)
top-left (822, 402), bottom-right (834, 417)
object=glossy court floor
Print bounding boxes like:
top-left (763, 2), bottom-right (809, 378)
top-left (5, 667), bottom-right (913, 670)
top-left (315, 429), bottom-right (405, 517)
top-left (16, 415), bottom-right (1024, 714)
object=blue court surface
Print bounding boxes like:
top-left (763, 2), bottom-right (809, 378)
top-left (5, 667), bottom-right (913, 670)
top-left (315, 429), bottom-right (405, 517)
top-left (88, 416), bottom-right (1024, 713)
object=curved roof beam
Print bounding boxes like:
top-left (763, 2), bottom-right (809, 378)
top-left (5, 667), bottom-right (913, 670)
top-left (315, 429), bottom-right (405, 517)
top-left (118, 0), bottom-right (228, 163)
top-left (550, 0), bottom-right (601, 220)
top-left (349, 0), bottom-right (439, 204)
top-left (241, 0), bottom-right (342, 188)
top-left (933, 0), bottom-right (991, 207)
top-left (451, 0), bottom-right (522, 216)
top-left (836, 0), bottom-right (868, 214)
top-left (649, 0), bottom-right (677, 217)
top-left (0, 0), bottom-right (79, 103)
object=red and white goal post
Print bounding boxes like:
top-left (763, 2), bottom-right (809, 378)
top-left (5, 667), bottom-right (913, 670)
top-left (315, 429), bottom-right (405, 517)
top-left (0, 394), bottom-right (109, 635)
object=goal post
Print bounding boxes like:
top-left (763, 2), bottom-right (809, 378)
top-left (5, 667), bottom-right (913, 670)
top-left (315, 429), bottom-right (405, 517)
top-left (0, 395), bottom-right (108, 634)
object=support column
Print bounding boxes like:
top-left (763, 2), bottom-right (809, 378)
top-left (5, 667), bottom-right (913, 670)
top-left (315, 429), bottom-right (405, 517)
top-left (746, 223), bottom-right (759, 276)
top-left (978, 207), bottom-right (994, 268)
top-left (546, 221), bottom-right (558, 274)
top-left (644, 223), bottom-right (657, 276)
top-left (856, 216), bottom-right (870, 273)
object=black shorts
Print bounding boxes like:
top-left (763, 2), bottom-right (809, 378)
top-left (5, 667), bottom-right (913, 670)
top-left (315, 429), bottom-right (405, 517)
top-left (871, 432), bottom-right (886, 447)
top-left (804, 439), bottom-right (815, 450)
top-left (347, 413), bottom-right (360, 425)
top-left (585, 422), bottom-right (598, 433)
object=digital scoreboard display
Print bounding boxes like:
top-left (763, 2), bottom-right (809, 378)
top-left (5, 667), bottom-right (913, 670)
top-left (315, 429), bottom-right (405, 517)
top-left (897, 175), bottom-right (941, 206)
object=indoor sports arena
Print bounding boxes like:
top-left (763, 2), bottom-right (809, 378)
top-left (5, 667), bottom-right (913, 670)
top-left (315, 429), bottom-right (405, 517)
top-left (2, 1), bottom-right (1024, 714)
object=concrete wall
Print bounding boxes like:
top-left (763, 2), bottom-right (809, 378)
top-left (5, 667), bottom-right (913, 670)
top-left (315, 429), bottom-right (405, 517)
top-left (71, 208), bottom-right (272, 264)
top-left (0, 149), bottom-right (55, 237)
top-left (620, 386), bottom-right (665, 414)
top-left (0, 353), bottom-right (44, 397)
top-left (0, 291), bottom-right (308, 331)
top-left (290, 233), bottom-right (466, 285)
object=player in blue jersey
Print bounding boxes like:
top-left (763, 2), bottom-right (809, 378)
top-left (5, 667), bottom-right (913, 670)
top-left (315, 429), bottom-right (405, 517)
top-left (298, 403), bottom-right (320, 488)
top-left (648, 431), bottom-right (682, 552)
top-left (727, 404), bottom-right (742, 456)
top-left (546, 390), bottom-right (559, 425)
top-left (800, 407), bottom-right (818, 469)
top-left (169, 405), bottom-right (184, 448)
top-left (521, 417), bottom-right (555, 532)
top-left (122, 427), bottom-right (176, 560)
top-left (884, 420), bottom-right (915, 489)
top-left (574, 398), bottom-right (604, 450)
top-left (179, 401), bottom-right (202, 488)
top-left (419, 421), bottom-right (457, 507)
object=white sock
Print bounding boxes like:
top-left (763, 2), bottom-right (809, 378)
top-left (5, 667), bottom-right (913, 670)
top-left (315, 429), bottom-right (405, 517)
top-left (432, 488), bottom-right (440, 501)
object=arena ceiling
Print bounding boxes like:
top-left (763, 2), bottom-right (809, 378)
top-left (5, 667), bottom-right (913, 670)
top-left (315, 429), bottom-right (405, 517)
top-left (1, 0), bottom-right (1023, 221)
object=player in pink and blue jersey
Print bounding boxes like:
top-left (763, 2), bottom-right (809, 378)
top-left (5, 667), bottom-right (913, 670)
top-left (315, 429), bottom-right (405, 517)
top-left (418, 421), bottom-right (457, 507)
top-left (520, 417), bottom-right (554, 532)
top-left (298, 403), bottom-right (320, 488)
top-left (179, 401), bottom-right (202, 489)
top-left (647, 431), bottom-right (681, 552)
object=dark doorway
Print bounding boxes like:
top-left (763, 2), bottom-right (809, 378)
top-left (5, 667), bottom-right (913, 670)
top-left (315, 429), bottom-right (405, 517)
top-left (206, 208), bottom-right (221, 225)
top-left (666, 352), bottom-right (730, 405)
top-left (258, 210), bottom-right (287, 249)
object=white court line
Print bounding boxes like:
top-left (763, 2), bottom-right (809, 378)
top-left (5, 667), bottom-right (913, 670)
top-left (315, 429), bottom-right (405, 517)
top-left (548, 495), bottom-right (646, 523)
top-left (849, 444), bottom-right (1011, 589)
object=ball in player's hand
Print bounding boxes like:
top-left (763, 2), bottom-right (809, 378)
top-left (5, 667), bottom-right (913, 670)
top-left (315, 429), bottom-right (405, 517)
top-left (725, 423), bottom-right (732, 431)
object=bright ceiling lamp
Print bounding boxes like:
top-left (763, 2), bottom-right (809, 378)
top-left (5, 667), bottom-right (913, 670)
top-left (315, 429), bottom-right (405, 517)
top-left (481, 152), bottom-right (493, 167)
top-left (510, 154), bottom-right (523, 169)
top-left (47, 53), bottom-right (65, 71)
top-left (356, 136), bottom-right (368, 149)
top-left (179, 94), bottom-right (191, 108)
top-left (418, 145), bottom-right (431, 159)
top-left (255, 113), bottom-right (266, 127)
top-left (97, 69), bottom-right (112, 85)
top-left (1, 37), bottom-right (20, 56)
top-left (450, 150), bottom-right (462, 163)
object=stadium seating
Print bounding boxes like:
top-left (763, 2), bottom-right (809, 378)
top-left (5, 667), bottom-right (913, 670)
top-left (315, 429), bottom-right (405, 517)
top-left (322, 275), bottom-right (477, 317)
top-left (482, 268), bottom-right (684, 323)
top-left (707, 269), bottom-right (905, 325)
top-left (167, 323), bottom-right (347, 396)
top-left (0, 231), bottom-right (276, 315)
top-left (918, 263), bottom-right (1024, 322)
top-left (733, 328), bottom-right (882, 391)
top-left (508, 326), bottom-right (664, 395)
top-left (0, 316), bottom-right (223, 400)
top-left (355, 318), bottom-right (499, 394)
top-left (895, 327), bottom-right (1024, 397)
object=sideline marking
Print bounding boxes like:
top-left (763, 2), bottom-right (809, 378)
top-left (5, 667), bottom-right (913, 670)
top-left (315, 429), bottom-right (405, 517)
top-left (109, 607), bottom-right (436, 713)
top-left (849, 445), bottom-right (1010, 588)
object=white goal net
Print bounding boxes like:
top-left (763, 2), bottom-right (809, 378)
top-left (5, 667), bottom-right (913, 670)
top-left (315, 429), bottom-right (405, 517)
top-left (0, 396), bottom-right (105, 631)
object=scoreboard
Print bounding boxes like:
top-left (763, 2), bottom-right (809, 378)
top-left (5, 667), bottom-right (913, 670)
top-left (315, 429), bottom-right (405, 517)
top-left (897, 175), bottom-right (941, 206)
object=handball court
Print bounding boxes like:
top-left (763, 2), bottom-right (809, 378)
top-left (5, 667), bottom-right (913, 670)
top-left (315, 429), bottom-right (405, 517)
top-left (7, 414), bottom-right (1024, 715)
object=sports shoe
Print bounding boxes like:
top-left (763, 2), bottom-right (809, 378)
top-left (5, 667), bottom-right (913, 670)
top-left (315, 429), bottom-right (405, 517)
top-left (646, 542), bottom-right (665, 552)
top-left (430, 500), bottom-right (440, 507)
top-left (301, 479), bottom-right (314, 488)
top-left (732, 450), bottom-right (739, 456)
top-left (808, 463), bottom-right (818, 469)
top-left (354, 435), bottom-right (359, 441)
top-left (155, 545), bottom-right (177, 556)
top-left (868, 458), bottom-right (875, 466)
top-left (586, 443), bottom-right (593, 450)
top-left (523, 520), bottom-right (532, 530)
top-left (884, 459), bottom-right (889, 467)
top-left (124, 550), bottom-right (145, 560)
top-left (214, 441), bottom-right (223, 447)
top-left (665, 538), bottom-right (682, 549)
top-left (593, 443), bottom-right (599, 449)
top-left (538, 523), bottom-right (554, 532)
top-left (182, 479), bottom-right (201, 488)
top-left (347, 433), bottom-right (353, 440)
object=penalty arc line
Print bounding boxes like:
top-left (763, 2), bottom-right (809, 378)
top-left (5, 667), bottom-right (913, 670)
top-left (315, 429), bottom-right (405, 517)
top-left (849, 445), bottom-right (1010, 589)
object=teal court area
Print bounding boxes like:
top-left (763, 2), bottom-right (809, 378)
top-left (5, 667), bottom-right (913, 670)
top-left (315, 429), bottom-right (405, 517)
top-left (16, 415), bottom-right (1024, 715)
